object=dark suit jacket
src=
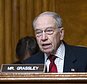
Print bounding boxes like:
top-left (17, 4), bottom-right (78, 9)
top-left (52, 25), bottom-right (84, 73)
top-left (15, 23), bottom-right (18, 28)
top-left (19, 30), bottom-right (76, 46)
top-left (22, 42), bottom-right (87, 72)
top-left (13, 61), bottom-right (22, 64)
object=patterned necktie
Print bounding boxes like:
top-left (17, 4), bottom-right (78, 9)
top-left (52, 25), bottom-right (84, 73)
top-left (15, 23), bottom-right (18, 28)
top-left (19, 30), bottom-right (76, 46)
top-left (48, 55), bottom-right (57, 73)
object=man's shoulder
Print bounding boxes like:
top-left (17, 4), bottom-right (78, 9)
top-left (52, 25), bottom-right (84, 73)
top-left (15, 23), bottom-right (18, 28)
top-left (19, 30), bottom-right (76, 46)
top-left (63, 42), bottom-right (87, 63)
top-left (64, 41), bottom-right (87, 50)
top-left (30, 51), bottom-right (44, 59)
top-left (64, 41), bottom-right (87, 56)
top-left (22, 51), bottom-right (44, 64)
top-left (67, 43), bottom-right (87, 51)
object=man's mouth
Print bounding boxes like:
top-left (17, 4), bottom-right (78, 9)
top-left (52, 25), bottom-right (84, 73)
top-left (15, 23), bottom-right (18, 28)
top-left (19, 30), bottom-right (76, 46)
top-left (42, 43), bottom-right (52, 49)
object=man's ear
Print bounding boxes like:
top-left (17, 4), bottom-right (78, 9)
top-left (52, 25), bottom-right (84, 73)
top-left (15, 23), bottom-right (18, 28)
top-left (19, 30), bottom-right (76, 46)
top-left (60, 27), bottom-right (64, 40)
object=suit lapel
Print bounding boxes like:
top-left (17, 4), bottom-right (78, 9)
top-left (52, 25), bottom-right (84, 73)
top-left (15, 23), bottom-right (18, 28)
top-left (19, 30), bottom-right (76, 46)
top-left (63, 42), bottom-right (78, 72)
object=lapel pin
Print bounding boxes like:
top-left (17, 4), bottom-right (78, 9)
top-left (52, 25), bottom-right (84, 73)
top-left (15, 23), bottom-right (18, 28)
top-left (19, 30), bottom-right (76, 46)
top-left (71, 68), bottom-right (75, 72)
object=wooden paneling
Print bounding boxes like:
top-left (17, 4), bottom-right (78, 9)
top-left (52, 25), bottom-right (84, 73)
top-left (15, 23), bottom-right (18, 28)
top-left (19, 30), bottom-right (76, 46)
top-left (0, 0), bottom-right (5, 64)
top-left (5, 0), bottom-right (12, 63)
top-left (20, 0), bottom-right (27, 37)
top-left (12, 0), bottom-right (20, 62)
top-left (0, 0), bottom-right (87, 64)
top-left (27, 0), bottom-right (34, 36)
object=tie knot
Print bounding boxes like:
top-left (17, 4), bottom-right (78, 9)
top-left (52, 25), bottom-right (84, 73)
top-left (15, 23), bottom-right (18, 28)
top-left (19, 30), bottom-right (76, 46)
top-left (48, 55), bottom-right (56, 62)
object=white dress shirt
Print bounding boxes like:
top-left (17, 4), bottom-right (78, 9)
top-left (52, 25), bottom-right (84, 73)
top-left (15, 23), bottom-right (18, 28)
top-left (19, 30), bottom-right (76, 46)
top-left (44, 42), bottom-right (65, 73)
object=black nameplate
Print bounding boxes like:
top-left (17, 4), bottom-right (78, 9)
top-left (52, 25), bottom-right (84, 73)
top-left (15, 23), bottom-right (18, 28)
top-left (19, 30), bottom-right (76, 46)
top-left (1, 64), bottom-right (44, 72)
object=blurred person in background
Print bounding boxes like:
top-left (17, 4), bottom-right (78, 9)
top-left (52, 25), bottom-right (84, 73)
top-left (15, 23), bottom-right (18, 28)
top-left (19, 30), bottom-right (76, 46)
top-left (14, 36), bottom-right (40, 64)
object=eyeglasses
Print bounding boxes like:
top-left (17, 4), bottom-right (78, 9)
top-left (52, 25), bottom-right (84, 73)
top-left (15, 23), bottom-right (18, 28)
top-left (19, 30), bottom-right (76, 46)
top-left (35, 27), bottom-right (58, 37)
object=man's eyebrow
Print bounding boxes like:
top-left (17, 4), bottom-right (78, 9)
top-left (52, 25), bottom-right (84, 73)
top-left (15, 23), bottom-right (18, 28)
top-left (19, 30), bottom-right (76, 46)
top-left (35, 29), bottom-right (43, 32)
top-left (35, 29), bottom-right (41, 31)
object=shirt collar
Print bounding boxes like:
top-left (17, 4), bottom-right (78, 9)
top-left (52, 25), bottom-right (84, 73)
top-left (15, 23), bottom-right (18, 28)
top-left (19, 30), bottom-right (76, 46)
top-left (55, 42), bottom-right (65, 60)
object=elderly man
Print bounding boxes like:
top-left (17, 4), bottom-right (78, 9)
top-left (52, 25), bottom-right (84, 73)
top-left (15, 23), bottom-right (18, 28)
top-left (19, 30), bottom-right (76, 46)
top-left (23, 11), bottom-right (87, 73)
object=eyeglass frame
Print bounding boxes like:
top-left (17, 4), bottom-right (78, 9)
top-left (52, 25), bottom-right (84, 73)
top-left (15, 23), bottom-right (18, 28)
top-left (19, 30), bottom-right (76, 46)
top-left (34, 27), bottom-right (62, 37)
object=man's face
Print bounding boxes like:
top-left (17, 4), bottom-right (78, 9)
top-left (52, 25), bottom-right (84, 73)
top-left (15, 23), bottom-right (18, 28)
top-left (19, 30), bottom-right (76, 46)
top-left (34, 15), bottom-right (64, 54)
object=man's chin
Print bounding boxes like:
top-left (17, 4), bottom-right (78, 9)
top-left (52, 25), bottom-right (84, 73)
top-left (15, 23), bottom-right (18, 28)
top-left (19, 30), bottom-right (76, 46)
top-left (42, 49), bottom-right (52, 54)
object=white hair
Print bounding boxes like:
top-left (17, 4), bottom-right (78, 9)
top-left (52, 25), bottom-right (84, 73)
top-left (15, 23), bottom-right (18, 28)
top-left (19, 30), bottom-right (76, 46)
top-left (33, 11), bottom-right (63, 28)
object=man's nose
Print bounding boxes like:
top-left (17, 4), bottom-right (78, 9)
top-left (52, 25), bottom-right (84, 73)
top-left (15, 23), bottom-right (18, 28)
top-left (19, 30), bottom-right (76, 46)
top-left (41, 31), bottom-right (47, 41)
